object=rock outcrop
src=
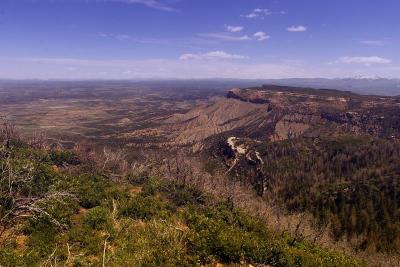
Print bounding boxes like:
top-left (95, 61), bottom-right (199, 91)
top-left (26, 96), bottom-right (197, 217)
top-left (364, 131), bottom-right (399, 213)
top-left (127, 85), bottom-right (400, 148)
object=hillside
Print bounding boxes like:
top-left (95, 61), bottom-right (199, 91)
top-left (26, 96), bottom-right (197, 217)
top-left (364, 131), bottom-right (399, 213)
top-left (158, 85), bottom-right (400, 147)
top-left (125, 85), bottom-right (400, 263)
top-left (181, 86), bottom-right (400, 259)
top-left (1, 84), bottom-right (399, 266)
top-left (213, 136), bottom-right (400, 253)
top-left (0, 132), bottom-right (362, 266)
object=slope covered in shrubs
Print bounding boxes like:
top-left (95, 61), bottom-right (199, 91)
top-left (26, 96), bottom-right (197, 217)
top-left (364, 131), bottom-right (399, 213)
top-left (257, 137), bottom-right (400, 252)
top-left (0, 140), bottom-right (362, 266)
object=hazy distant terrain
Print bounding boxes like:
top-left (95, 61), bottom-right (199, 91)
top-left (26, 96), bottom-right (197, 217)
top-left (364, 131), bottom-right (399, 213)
top-left (1, 80), bottom-right (400, 266)
top-left (0, 81), bottom-right (227, 147)
top-left (1, 79), bottom-right (398, 147)
top-left (260, 78), bottom-right (400, 96)
top-left (2, 77), bottom-right (399, 96)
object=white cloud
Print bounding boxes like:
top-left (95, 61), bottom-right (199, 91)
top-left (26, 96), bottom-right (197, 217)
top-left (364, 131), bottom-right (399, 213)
top-left (243, 13), bottom-right (259, 18)
top-left (253, 31), bottom-right (270, 41)
top-left (225, 25), bottom-right (244, 33)
top-left (335, 56), bottom-right (392, 66)
top-left (6, 56), bottom-right (315, 79)
top-left (253, 8), bottom-right (272, 15)
top-left (98, 32), bottom-right (131, 41)
top-left (241, 8), bottom-right (269, 19)
top-left (198, 32), bottom-right (270, 42)
top-left (287, 25), bottom-right (307, 32)
top-left (36, 0), bottom-right (177, 11)
top-left (361, 40), bottom-right (385, 46)
top-left (197, 33), bottom-right (252, 42)
top-left (179, 51), bottom-right (247, 60)
top-left (107, 0), bottom-right (176, 11)
top-left (242, 8), bottom-right (283, 19)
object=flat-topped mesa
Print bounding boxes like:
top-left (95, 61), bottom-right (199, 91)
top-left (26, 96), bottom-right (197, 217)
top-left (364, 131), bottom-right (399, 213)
top-left (227, 85), bottom-right (356, 110)
top-left (227, 88), bottom-right (270, 104)
top-left (227, 86), bottom-right (346, 106)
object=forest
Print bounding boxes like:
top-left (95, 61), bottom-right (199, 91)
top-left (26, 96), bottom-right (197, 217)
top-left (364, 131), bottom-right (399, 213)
top-left (256, 136), bottom-right (400, 253)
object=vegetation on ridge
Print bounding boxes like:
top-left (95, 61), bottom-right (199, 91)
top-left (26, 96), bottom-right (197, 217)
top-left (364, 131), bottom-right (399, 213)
top-left (0, 132), bottom-right (361, 266)
top-left (227, 136), bottom-right (400, 253)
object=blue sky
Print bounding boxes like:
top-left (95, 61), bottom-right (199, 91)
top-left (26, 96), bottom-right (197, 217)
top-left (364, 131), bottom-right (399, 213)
top-left (1, 0), bottom-right (399, 79)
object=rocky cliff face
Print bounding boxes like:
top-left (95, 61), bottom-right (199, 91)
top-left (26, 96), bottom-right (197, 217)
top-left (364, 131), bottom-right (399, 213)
top-left (124, 85), bottom-right (399, 149)
top-left (201, 86), bottom-right (400, 197)
top-left (222, 85), bottom-right (400, 141)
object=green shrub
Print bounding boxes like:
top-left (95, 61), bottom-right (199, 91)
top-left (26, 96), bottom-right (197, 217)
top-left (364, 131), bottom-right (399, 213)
top-left (74, 174), bottom-right (110, 208)
top-left (38, 195), bottom-right (79, 227)
top-left (136, 177), bottom-right (206, 207)
top-left (30, 165), bottom-right (61, 196)
top-left (110, 220), bottom-right (195, 266)
top-left (119, 195), bottom-right (168, 220)
top-left (0, 144), bottom-right (363, 267)
top-left (68, 225), bottom-right (104, 255)
top-left (0, 246), bottom-right (27, 267)
top-left (127, 174), bottom-right (148, 186)
top-left (48, 150), bottom-right (80, 166)
top-left (140, 177), bottom-right (166, 196)
top-left (83, 206), bottom-right (113, 231)
top-left (164, 184), bottom-right (206, 207)
top-left (185, 209), bottom-right (290, 265)
top-left (23, 216), bottom-right (59, 258)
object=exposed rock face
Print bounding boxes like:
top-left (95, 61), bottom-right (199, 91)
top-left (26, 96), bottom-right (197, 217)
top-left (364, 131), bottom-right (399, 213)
top-left (212, 87), bottom-right (399, 197)
top-left (272, 116), bottom-right (310, 141)
top-left (227, 88), bottom-right (271, 104)
top-left (129, 85), bottom-right (400, 148)
top-left (221, 85), bottom-right (400, 142)
top-left (164, 98), bottom-right (273, 144)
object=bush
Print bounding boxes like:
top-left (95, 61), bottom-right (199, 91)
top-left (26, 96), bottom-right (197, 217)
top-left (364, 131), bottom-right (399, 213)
top-left (185, 208), bottom-right (290, 265)
top-left (119, 195), bottom-right (168, 220)
top-left (38, 195), bottom-right (79, 227)
top-left (23, 216), bottom-right (59, 258)
top-left (48, 150), bottom-right (80, 166)
top-left (140, 177), bottom-right (166, 197)
top-left (165, 184), bottom-right (206, 207)
top-left (111, 220), bottom-right (195, 266)
top-left (74, 174), bottom-right (110, 208)
top-left (68, 225), bottom-right (104, 256)
top-left (0, 143), bottom-right (363, 267)
top-left (83, 206), bottom-right (113, 231)
top-left (0, 246), bottom-right (26, 267)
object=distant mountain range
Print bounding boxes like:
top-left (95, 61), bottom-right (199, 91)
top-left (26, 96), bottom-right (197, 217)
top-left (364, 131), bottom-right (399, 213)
top-left (258, 78), bottom-right (400, 96)
top-left (1, 77), bottom-right (399, 96)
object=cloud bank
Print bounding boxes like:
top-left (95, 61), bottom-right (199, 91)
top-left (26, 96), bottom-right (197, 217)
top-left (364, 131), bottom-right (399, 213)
top-left (179, 51), bottom-right (247, 60)
top-left (104, 0), bottom-right (176, 11)
top-left (287, 25), bottom-right (307, 32)
top-left (336, 56), bottom-right (391, 65)
top-left (4, 56), bottom-right (399, 80)
top-left (225, 25), bottom-right (244, 33)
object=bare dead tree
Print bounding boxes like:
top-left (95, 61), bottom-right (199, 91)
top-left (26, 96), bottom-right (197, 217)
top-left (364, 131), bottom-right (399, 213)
top-left (27, 131), bottom-right (49, 150)
top-left (102, 233), bottom-right (110, 267)
top-left (0, 117), bottom-right (20, 149)
top-left (102, 147), bottom-right (128, 174)
top-left (72, 142), bottom-right (97, 170)
top-left (288, 212), bottom-right (307, 246)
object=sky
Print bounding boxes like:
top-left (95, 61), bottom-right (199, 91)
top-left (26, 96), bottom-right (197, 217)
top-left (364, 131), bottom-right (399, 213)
top-left (0, 0), bottom-right (399, 79)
